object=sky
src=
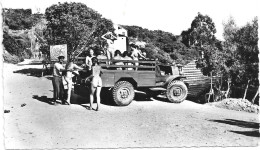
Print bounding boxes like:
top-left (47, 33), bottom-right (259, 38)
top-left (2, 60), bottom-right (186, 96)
top-left (1, 0), bottom-right (259, 40)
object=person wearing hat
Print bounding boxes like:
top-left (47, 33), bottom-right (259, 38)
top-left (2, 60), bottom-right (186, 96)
top-left (52, 55), bottom-right (66, 105)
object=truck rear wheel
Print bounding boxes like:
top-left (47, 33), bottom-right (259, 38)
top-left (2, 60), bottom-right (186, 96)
top-left (113, 81), bottom-right (135, 106)
top-left (166, 80), bottom-right (187, 103)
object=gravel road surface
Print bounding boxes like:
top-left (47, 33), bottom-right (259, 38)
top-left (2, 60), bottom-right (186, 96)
top-left (3, 62), bottom-right (259, 149)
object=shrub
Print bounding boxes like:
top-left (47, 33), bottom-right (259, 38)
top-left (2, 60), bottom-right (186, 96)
top-left (3, 51), bottom-right (24, 64)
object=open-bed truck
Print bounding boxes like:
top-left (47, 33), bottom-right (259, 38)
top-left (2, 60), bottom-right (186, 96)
top-left (74, 58), bottom-right (189, 106)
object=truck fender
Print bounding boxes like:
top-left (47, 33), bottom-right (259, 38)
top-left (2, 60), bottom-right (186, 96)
top-left (116, 77), bottom-right (138, 88)
top-left (163, 75), bottom-right (187, 88)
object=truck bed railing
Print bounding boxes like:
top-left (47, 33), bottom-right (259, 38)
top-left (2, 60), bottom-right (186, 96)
top-left (75, 57), bottom-right (157, 70)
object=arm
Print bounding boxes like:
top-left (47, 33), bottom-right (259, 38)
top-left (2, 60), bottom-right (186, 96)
top-left (101, 32), bottom-right (112, 40)
top-left (101, 32), bottom-right (117, 40)
top-left (137, 51), bottom-right (146, 59)
top-left (74, 64), bottom-right (84, 70)
top-left (55, 63), bottom-right (66, 72)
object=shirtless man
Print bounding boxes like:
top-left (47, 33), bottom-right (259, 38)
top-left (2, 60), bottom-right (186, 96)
top-left (101, 32), bottom-right (117, 61)
top-left (64, 61), bottom-right (84, 105)
top-left (130, 44), bottom-right (146, 70)
top-left (85, 48), bottom-right (96, 71)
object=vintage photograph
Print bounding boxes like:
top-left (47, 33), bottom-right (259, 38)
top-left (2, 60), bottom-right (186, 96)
top-left (1, 0), bottom-right (259, 149)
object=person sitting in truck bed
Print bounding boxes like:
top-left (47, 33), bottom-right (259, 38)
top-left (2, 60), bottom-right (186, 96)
top-left (122, 51), bottom-right (133, 70)
top-left (97, 50), bottom-right (108, 65)
top-left (97, 50), bottom-right (107, 59)
top-left (113, 50), bottom-right (124, 70)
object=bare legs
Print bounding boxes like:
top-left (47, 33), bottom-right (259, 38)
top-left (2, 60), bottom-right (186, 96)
top-left (96, 87), bottom-right (101, 111)
top-left (106, 50), bottom-right (114, 65)
top-left (89, 86), bottom-right (101, 111)
top-left (66, 82), bottom-right (72, 105)
top-left (64, 77), bottom-right (72, 105)
top-left (89, 86), bottom-right (95, 110)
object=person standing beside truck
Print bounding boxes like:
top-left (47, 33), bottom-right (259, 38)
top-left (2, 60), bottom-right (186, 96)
top-left (52, 55), bottom-right (65, 105)
top-left (63, 61), bottom-right (84, 105)
top-left (85, 48), bottom-right (96, 70)
top-left (89, 57), bottom-right (102, 111)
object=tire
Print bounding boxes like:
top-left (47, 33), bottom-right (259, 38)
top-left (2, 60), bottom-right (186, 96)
top-left (166, 80), bottom-right (188, 103)
top-left (113, 81), bottom-right (135, 106)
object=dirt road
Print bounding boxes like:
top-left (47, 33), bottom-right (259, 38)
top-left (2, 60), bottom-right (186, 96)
top-left (3, 62), bottom-right (259, 149)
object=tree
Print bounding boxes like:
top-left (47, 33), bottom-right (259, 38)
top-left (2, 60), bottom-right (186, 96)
top-left (222, 17), bottom-right (241, 85)
top-left (44, 2), bottom-right (114, 58)
top-left (181, 12), bottom-right (217, 47)
top-left (3, 8), bottom-right (33, 30)
top-left (235, 17), bottom-right (258, 87)
top-left (91, 18), bottom-right (114, 49)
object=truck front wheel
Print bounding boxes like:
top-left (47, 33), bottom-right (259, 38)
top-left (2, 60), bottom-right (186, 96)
top-left (113, 81), bottom-right (135, 106)
top-left (166, 80), bottom-right (187, 103)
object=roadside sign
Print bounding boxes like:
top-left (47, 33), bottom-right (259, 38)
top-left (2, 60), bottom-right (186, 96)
top-left (50, 44), bottom-right (67, 61)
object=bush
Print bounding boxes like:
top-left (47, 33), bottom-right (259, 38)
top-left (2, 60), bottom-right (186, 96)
top-left (3, 51), bottom-right (24, 64)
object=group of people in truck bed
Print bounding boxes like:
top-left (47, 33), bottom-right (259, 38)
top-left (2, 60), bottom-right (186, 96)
top-left (101, 31), bottom-right (147, 70)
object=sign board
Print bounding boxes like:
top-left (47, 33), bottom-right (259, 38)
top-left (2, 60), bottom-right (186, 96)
top-left (113, 37), bottom-right (127, 54)
top-left (50, 44), bottom-right (67, 61)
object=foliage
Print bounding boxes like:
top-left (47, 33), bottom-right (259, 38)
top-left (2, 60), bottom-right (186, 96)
top-left (234, 17), bottom-right (259, 87)
top-left (123, 25), bottom-right (199, 64)
top-left (181, 12), bottom-right (217, 47)
top-left (3, 49), bottom-right (24, 64)
top-left (2, 8), bottom-right (37, 30)
top-left (44, 2), bottom-right (114, 58)
top-left (39, 43), bottom-right (50, 55)
top-left (220, 17), bottom-right (259, 87)
top-left (197, 16), bottom-right (259, 92)
top-left (196, 44), bottom-right (225, 76)
top-left (3, 30), bottom-right (25, 56)
top-left (180, 12), bottom-right (223, 77)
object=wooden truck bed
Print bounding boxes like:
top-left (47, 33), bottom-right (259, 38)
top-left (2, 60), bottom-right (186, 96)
top-left (76, 58), bottom-right (158, 87)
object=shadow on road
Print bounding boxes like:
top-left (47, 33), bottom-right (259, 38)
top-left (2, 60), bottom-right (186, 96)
top-left (152, 95), bottom-right (173, 103)
top-left (229, 130), bottom-right (260, 137)
top-left (209, 119), bottom-right (260, 137)
top-left (32, 95), bottom-right (55, 105)
top-left (13, 68), bottom-right (52, 79)
top-left (134, 92), bottom-right (153, 102)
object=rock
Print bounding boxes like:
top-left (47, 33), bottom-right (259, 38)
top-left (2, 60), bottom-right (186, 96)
top-left (4, 110), bottom-right (10, 113)
top-left (21, 103), bottom-right (26, 107)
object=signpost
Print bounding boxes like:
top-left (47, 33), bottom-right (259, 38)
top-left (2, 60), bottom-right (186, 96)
top-left (50, 44), bottom-right (68, 61)
top-left (42, 44), bottom-right (67, 77)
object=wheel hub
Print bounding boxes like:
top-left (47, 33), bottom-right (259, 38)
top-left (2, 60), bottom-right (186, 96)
top-left (119, 88), bottom-right (130, 99)
top-left (173, 88), bottom-right (181, 96)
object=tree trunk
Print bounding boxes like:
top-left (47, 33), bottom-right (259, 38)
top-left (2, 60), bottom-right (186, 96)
top-left (243, 80), bottom-right (250, 100)
top-left (252, 87), bottom-right (259, 103)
